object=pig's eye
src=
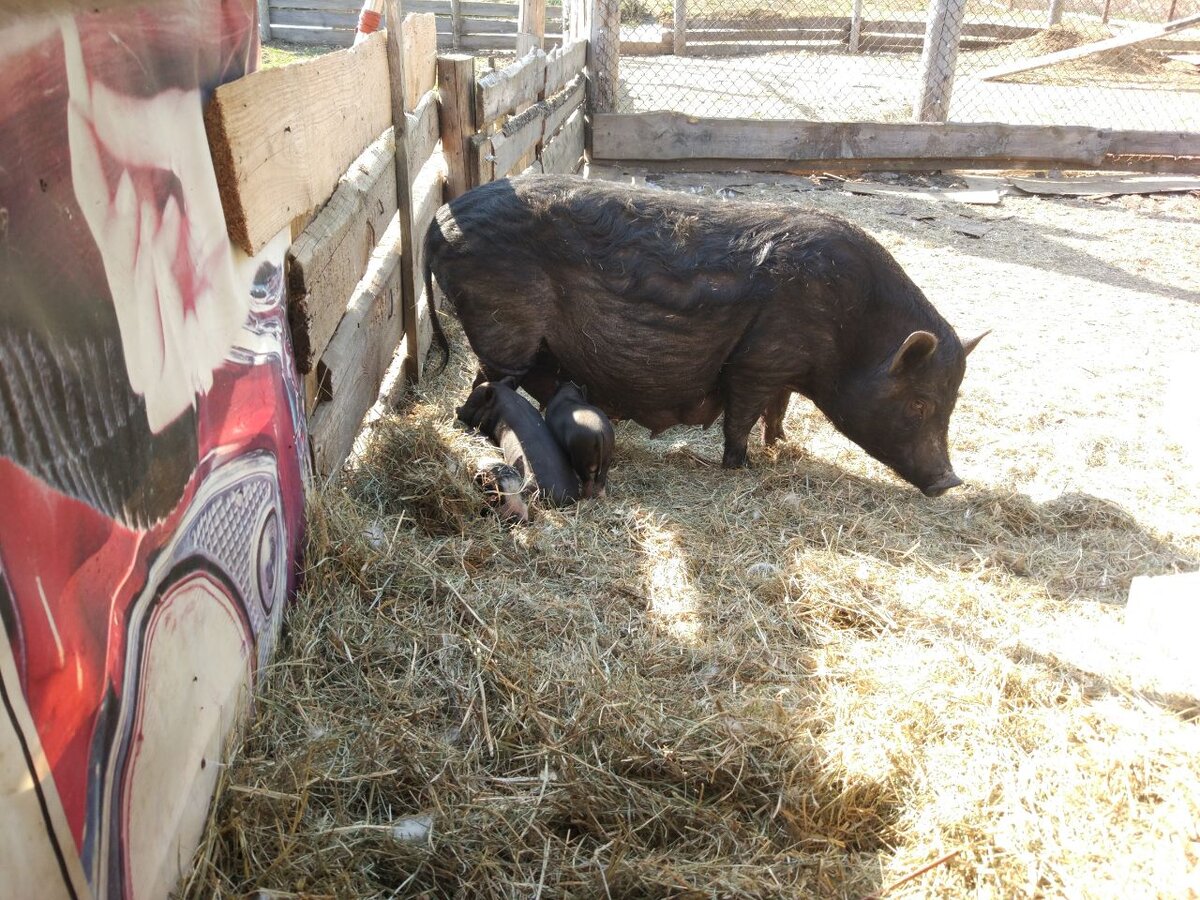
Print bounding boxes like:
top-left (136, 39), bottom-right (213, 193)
top-left (909, 399), bottom-right (930, 419)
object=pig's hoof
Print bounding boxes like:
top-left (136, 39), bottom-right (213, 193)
top-left (722, 452), bottom-right (751, 469)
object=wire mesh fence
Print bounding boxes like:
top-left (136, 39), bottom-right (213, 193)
top-left (594, 0), bottom-right (1200, 130)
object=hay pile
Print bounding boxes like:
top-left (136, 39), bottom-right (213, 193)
top-left (185, 189), bottom-right (1200, 897)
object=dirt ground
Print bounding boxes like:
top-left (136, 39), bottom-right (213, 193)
top-left (187, 171), bottom-right (1200, 897)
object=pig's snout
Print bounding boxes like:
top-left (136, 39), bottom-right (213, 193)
top-left (921, 471), bottom-right (963, 498)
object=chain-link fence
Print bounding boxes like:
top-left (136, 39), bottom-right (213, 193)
top-left (594, 0), bottom-right (1200, 130)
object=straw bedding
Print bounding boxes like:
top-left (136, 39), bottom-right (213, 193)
top-left (184, 177), bottom-right (1200, 898)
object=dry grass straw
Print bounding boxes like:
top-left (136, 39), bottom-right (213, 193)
top-left (185, 187), bottom-right (1200, 899)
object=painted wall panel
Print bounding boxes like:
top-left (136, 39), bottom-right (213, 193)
top-left (0, 2), bottom-right (308, 897)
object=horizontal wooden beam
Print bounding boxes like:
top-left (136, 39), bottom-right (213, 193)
top-left (592, 112), bottom-right (1200, 171)
top-left (269, 0), bottom-right (561, 19)
top-left (589, 155), bottom-right (1200, 176)
top-left (205, 32), bottom-right (391, 255)
top-left (287, 128), bottom-right (397, 374)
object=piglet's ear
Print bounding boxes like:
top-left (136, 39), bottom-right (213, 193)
top-left (888, 330), bottom-right (939, 376)
top-left (961, 330), bottom-right (990, 358)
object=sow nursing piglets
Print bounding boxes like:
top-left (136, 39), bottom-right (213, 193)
top-left (427, 175), bottom-right (985, 497)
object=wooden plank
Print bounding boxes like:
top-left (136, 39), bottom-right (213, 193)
top-left (1006, 173), bottom-right (1200, 196)
top-left (454, 32), bottom-right (561, 50)
top-left (544, 37), bottom-right (587, 95)
top-left (588, 0), bottom-right (620, 113)
top-left (287, 128), bottom-right (397, 374)
top-left (270, 8), bottom-right (358, 26)
top-left (264, 25), bottom-right (355, 45)
top-left (471, 133), bottom-right (495, 183)
top-left (540, 106), bottom-right (585, 174)
top-left (386, 0), bottom-right (421, 391)
top-left (406, 88), bottom-right (441, 180)
top-left (268, 0), bottom-right (370, 8)
top-left (522, 158), bottom-right (545, 175)
top-left (591, 113), bottom-right (1200, 168)
top-left (402, 13), bottom-right (438, 111)
top-left (205, 31), bottom-right (391, 255)
top-left (490, 103), bottom-right (546, 177)
top-left (475, 48), bottom-right (547, 123)
top-left (543, 75), bottom-right (584, 139)
top-left (977, 12), bottom-right (1200, 80)
top-left (437, 53), bottom-right (475, 197)
top-left (684, 27), bottom-right (847, 41)
top-left (271, 0), bottom-right (560, 15)
top-left (516, 0), bottom-right (546, 55)
top-left (593, 155), bottom-right (1200, 176)
top-left (308, 216), bottom-right (405, 476)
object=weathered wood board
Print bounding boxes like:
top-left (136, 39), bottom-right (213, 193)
top-left (592, 113), bottom-right (1200, 168)
top-left (406, 89), bottom-right (441, 182)
top-left (490, 104), bottom-right (546, 177)
top-left (476, 47), bottom-right (546, 124)
top-left (544, 38), bottom-right (587, 96)
top-left (308, 215), bottom-right (405, 476)
top-left (287, 128), bottom-right (397, 374)
top-left (205, 32), bottom-right (391, 255)
top-left (543, 76), bottom-right (585, 141)
top-left (540, 107), bottom-right (585, 174)
top-left (401, 13), bottom-right (438, 111)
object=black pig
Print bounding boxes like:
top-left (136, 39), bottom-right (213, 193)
top-left (545, 382), bottom-right (615, 499)
top-left (427, 176), bottom-right (985, 496)
top-left (456, 379), bottom-right (580, 507)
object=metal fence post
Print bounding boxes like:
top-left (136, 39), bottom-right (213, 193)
top-left (674, 0), bottom-right (687, 56)
top-left (912, 0), bottom-right (967, 122)
top-left (849, 0), bottom-right (863, 52)
top-left (1047, 0), bottom-right (1064, 26)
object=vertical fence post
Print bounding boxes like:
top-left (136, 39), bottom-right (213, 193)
top-left (849, 0), bottom-right (863, 52)
top-left (257, 0), bottom-right (272, 43)
top-left (673, 0), bottom-right (687, 55)
top-left (912, 0), bottom-right (966, 122)
top-left (518, 0), bottom-right (547, 56)
top-left (437, 53), bottom-right (475, 199)
top-left (384, 0), bottom-right (421, 383)
top-left (1166, 0), bottom-right (1178, 20)
top-left (588, 0), bottom-right (620, 113)
top-left (1047, 0), bottom-right (1064, 26)
top-left (450, 0), bottom-right (462, 48)
top-left (1100, 0), bottom-right (1111, 21)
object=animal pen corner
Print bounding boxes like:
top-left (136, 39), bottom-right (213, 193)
top-left (207, 3), bottom-right (591, 479)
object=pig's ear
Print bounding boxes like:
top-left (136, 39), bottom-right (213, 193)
top-left (961, 330), bottom-right (990, 358)
top-left (888, 331), bottom-right (939, 375)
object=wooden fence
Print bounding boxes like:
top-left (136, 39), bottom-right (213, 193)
top-left (264, 0), bottom-right (565, 50)
top-left (208, 10), bottom-right (587, 477)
